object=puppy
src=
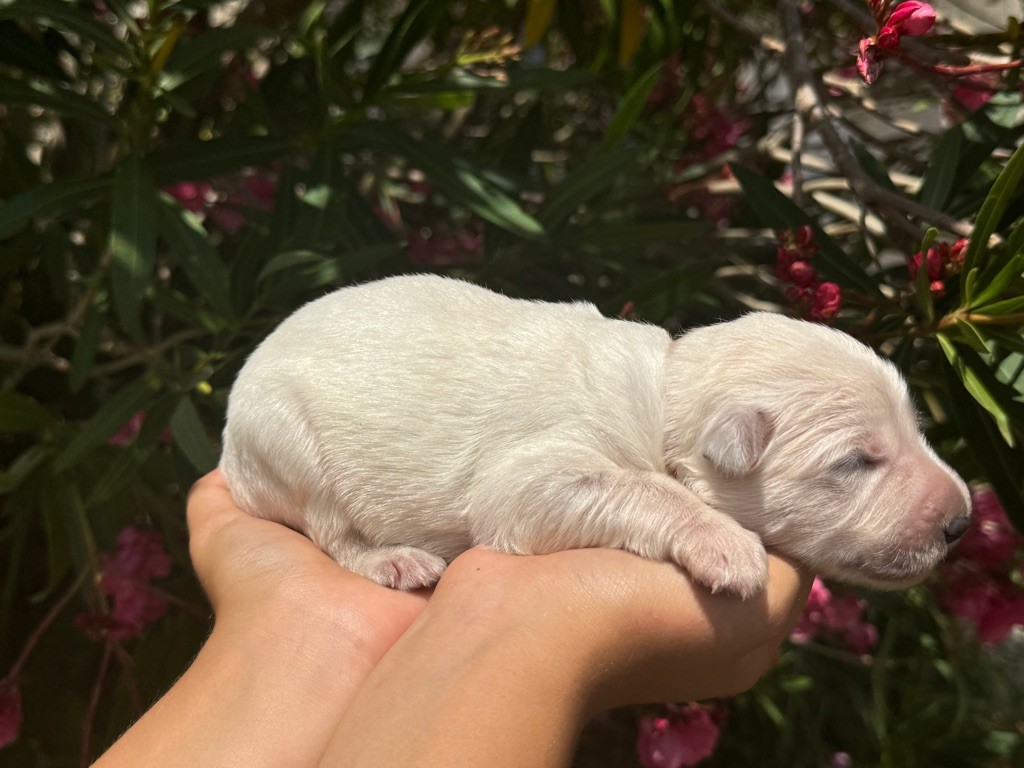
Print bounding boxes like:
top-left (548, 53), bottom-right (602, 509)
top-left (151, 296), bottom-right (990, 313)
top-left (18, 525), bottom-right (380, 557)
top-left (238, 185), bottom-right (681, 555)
top-left (220, 275), bottom-right (971, 597)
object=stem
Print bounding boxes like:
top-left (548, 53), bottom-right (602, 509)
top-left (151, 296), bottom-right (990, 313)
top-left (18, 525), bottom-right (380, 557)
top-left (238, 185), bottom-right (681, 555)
top-left (80, 640), bottom-right (113, 768)
top-left (5, 569), bottom-right (90, 681)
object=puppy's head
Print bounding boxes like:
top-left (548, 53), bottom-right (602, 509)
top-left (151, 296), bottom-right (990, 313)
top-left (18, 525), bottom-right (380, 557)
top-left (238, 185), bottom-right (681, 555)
top-left (665, 313), bottom-right (971, 589)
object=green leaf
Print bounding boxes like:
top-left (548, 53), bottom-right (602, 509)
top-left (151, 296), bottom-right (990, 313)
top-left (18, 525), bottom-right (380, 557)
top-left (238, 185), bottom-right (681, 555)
top-left (1003, 215), bottom-right (1024, 260)
top-left (0, 391), bottom-right (52, 433)
top-left (157, 195), bottom-right (233, 313)
top-left (851, 140), bottom-right (897, 193)
top-left (918, 128), bottom-right (962, 210)
top-left (68, 300), bottom-right (103, 392)
top-left (54, 374), bottom-right (160, 471)
top-left (0, 0), bottom-right (131, 58)
top-left (956, 317), bottom-right (989, 354)
top-left (940, 334), bottom-right (1020, 446)
top-left (538, 145), bottom-right (637, 230)
top-left (559, 219), bottom-right (706, 250)
top-left (149, 136), bottom-right (295, 185)
top-left (109, 155), bottom-right (157, 341)
top-left (159, 25), bottom-right (268, 92)
top-left (257, 249), bottom-right (327, 282)
top-left (970, 252), bottom-right (1024, 308)
top-left (0, 445), bottom-right (50, 494)
top-left (0, 78), bottom-right (118, 126)
top-left (731, 164), bottom-right (882, 296)
top-left (943, 359), bottom-right (1024, 530)
top-left (169, 397), bottom-right (218, 473)
top-left (963, 266), bottom-right (979, 307)
top-left (974, 295), bottom-right (1024, 316)
top-left (0, 175), bottom-right (111, 240)
top-left (962, 139), bottom-right (1024, 281)
top-left (344, 124), bottom-right (544, 238)
top-left (361, 0), bottom-right (444, 102)
top-left (602, 63), bottom-right (661, 149)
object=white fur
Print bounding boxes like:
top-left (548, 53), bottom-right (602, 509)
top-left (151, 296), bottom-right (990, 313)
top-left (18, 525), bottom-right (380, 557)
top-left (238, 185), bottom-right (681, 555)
top-left (221, 275), bottom-right (971, 596)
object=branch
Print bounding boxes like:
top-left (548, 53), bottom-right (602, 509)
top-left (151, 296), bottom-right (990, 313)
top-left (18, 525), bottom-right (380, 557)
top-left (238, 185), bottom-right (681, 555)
top-left (777, 0), bottom-right (978, 248)
top-left (699, 0), bottom-right (786, 53)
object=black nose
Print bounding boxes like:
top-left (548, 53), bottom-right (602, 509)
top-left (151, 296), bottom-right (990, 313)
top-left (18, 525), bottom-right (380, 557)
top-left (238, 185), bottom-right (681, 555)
top-left (944, 516), bottom-right (972, 545)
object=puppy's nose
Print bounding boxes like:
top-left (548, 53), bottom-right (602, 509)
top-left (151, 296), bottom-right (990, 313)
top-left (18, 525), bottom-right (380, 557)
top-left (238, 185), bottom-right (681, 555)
top-left (944, 516), bottom-right (971, 545)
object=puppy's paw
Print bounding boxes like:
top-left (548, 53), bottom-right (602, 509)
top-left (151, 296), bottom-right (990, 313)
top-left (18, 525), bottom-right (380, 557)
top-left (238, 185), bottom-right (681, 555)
top-left (357, 545), bottom-right (448, 590)
top-left (670, 517), bottom-right (768, 600)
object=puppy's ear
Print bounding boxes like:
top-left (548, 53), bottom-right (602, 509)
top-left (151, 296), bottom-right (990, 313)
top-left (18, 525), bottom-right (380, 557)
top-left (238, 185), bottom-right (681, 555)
top-left (700, 408), bottom-right (773, 477)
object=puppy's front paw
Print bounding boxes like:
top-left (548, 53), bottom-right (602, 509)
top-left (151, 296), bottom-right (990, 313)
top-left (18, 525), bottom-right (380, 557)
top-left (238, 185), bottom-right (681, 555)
top-left (359, 545), bottom-right (448, 590)
top-left (670, 517), bottom-right (768, 599)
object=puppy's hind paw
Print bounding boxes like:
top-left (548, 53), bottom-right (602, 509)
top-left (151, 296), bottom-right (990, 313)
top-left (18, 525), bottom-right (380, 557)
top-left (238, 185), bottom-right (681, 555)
top-left (355, 545), bottom-right (448, 590)
top-left (671, 518), bottom-right (769, 600)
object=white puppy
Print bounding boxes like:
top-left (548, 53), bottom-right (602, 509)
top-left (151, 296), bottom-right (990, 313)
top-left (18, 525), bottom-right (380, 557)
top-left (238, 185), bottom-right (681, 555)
top-left (220, 275), bottom-right (971, 597)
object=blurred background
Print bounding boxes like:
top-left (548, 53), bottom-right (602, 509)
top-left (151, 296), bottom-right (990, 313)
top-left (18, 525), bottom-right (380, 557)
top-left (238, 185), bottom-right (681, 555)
top-left (1, 0), bottom-right (1023, 765)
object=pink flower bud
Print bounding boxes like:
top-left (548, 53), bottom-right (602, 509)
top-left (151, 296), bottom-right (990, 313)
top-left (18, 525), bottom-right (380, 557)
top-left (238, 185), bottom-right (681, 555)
top-left (929, 279), bottom-right (946, 298)
top-left (857, 39), bottom-right (882, 85)
top-left (795, 224), bottom-right (815, 249)
top-left (788, 260), bottom-right (818, 287)
top-left (810, 282), bottom-right (842, 322)
top-left (886, 1), bottom-right (936, 36)
top-left (0, 680), bottom-right (22, 749)
top-left (945, 238), bottom-right (969, 273)
top-left (875, 26), bottom-right (901, 50)
top-left (637, 705), bottom-right (720, 768)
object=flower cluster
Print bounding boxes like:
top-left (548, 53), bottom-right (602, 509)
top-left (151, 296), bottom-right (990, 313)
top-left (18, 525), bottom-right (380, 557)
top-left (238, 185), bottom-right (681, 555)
top-left (774, 226), bottom-right (843, 323)
top-left (907, 237), bottom-right (968, 298)
top-left (75, 526), bottom-right (173, 641)
top-left (0, 680), bottom-right (21, 750)
top-left (790, 577), bottom-right (879, 655)
top-left (164, 168), bottom-right (276, 236)
top-left (636, 703), bottom-right (723, 768)
top-left (857, 1), bottom-right (936, 85)
top-left (938, 489), bottom-right (1024, 644)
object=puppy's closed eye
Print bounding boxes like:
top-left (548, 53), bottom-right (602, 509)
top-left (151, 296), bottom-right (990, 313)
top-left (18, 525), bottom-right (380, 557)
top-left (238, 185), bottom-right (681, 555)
top-left (830, 452), bottom-right (884, 475)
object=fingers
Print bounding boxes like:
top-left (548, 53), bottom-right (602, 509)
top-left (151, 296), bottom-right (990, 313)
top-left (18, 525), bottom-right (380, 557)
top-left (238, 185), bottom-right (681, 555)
top-left (186, 469), bottom-right (251, 575)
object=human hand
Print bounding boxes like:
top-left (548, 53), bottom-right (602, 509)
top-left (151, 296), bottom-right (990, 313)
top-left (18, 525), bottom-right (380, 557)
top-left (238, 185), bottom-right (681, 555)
top-left (96, 470), bottom-right (430, 768)
top-left (321, 545), bottom-right (813, 768)
top-left (435, 546), bottom-right (813, 711)
top-left (187, 468), bottom-right (428, 667)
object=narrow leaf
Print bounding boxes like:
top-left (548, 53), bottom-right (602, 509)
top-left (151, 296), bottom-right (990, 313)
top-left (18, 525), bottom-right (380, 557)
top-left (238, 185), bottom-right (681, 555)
top-left (538, 145), bottom-right (636, 229)
top-left (149, 136), bottom-right (295, 186)
top-left (731, 164), bottom-right (881, 296)
top-left (0, 79), bottom-right (117, 126)
top-left (975, 295), bottom-right (1024, 316)
top-left (109, 155), bottom-right (157, 341)
top-left (602, 63), bottom-right (661, 149)
top-left (524, 0), bottom-right (556, 47)
top-left (361, 0), bottom-right (443, 102)
top-left (169, 397), bottom-right (218, 473)
top-left (962, 139), bottom-right (1024, 280)
top-left (0, 391), bottom-right (52, 433)
top-left (970, 252), bottom-right (1024, 308)
top-left (0, 176), bottom-right (111, 240)
top-left (55, 374), bottom-right (160, 471)
top-left (157, 195), bottom-right (233, 312)
top-left (918, 128), bottom-right (962, 210)
top-left (68, 301), bottom-right (103, 392)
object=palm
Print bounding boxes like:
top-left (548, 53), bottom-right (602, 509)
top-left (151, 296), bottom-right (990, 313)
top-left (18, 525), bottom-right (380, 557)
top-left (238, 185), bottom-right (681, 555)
top-left (188, 471), bottom-right (429, 657)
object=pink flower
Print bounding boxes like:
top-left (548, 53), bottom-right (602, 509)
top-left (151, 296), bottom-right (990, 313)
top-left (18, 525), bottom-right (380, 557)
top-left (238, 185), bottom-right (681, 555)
top-left (976, 595), bottom-right (1024, 644)
top-left (163, 181), bottom-right (213, 213)
top-left (857, 39), bottom-right (881, 85)
top-left (0, 680), bottom-right (22, 749)
top-left (788, 260), bottom-right (818, 287)
top-left (791, 577), bottom-right (877, 653)
top-left (108, 411), bottom-right (146, 446)
top-left (875, 25), bottom-right (901, 50)
top-left (828, 753), bottom-right (854, 768)
top-left (637, 705), bottom-right (720, 768)
top-left (887, 1), bottom-right (936, 36)
top-left (76, 526), bottom-right (172, 641)
top-left (950, 74), bottom-right (999, 113)
top-left (809, 282), bottom-right (842, 321)
top-left (958, 489), bottom-right (1019, 570)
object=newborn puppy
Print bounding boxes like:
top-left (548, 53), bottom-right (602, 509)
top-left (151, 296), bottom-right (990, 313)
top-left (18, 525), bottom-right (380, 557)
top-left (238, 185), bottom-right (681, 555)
top-left (220, 275), bottom-right (971, 597)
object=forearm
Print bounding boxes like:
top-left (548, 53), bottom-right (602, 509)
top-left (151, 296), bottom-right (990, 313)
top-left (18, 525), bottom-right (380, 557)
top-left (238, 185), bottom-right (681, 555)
top-left (319, 590), bottom-right (592, 768)
top-left (96, 612), bottom-right (375, 768)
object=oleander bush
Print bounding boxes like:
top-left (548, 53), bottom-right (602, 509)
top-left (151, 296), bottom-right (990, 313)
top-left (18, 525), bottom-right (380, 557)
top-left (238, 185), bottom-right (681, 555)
top-left (1, 0), bottom-right (1023, 765)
